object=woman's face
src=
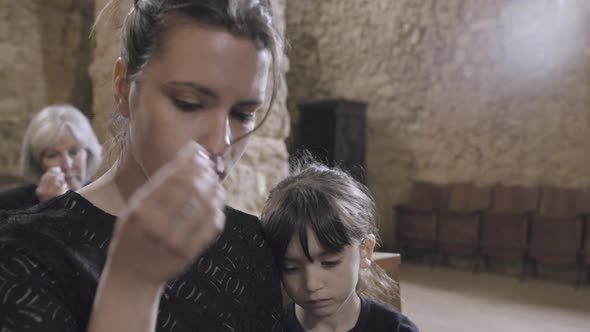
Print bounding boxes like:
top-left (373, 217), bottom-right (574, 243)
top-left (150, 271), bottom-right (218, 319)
top-left (117, 23), bottom-right (270, 181)
top-left (40, 128), bottom-right (88, 190)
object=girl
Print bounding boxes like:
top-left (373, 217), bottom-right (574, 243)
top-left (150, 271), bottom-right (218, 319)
top-left (262, 159), bottom-right (419, 332)
top-left (0, 0), bottom-right (284, 331)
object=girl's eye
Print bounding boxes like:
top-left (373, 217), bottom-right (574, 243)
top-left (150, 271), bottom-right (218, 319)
top-left (281, 265), bottom-right (299, 274)
top-left (69, 148), bottom-right (80, 156)
top-left (172, 98), bottom-right (203, 112)
top-left (321, 260), bottom-right (341, 268)
top-left (231, 110), bottom-right (256, 124)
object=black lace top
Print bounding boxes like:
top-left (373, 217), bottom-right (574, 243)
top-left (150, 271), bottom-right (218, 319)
top-left (0, 191), bottom-right (284, 331)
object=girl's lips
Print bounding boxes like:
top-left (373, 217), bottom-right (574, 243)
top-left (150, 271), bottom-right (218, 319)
top-left (306, 298), bottom-right (330, 307)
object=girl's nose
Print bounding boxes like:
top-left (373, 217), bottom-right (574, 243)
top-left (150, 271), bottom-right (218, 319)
top-left (303, 269), bottom-right (323, 293)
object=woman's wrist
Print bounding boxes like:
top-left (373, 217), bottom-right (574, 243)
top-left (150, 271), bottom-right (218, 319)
top-left (101, 265), bottom-right (164, 299)
top-left (88, 264), bottom-right (164, 332)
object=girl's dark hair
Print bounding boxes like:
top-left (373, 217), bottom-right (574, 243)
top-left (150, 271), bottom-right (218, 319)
top-left (94, 0), bottom-right (283, 155)
top-left (261, 154), bottom-right (400, 308)
top-left (261, 157), bottom-right (377, 263)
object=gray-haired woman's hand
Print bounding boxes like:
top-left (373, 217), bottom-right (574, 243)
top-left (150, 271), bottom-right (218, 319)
top-left (35, 166), bottom-right (68, 202)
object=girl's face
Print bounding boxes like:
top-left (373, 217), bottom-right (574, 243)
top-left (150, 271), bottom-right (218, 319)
top-left (115, 22), bottom-right (270, 180)
top-left (40, 128), bottom-right (88, 190)
top-left (280, 227), bottom-right (373, 321)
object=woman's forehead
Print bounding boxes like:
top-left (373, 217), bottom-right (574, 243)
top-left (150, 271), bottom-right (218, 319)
top-left (41, 127), bottom-right (81, 151)
top-left (146, 23), bottom-right (270, 98)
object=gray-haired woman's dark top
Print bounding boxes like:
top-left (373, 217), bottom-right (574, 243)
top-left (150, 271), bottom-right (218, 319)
top-left (0, 191), bottom-right (284, 331)
top-left (0, 183), bottom-right (39, 210)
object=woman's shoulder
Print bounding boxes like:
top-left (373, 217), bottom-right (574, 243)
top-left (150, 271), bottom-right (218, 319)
top-left (223, 206), bottom-right (266, 243)
top-left (224, 206), bottom-right (260, 225)
top-left (0, 192), bottom-right (114, 331)
top-left (357, 296), bottom-right (420, 332)
top-left (0, 191), bottom-right (115, 237)
top-left (0, 191), bottom-right (116, 269)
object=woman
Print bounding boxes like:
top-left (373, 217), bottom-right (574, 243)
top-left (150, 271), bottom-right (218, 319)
top-left (0, 0), bottom-right (284, 331)
top-left (0, 104), bottom-right (102, 210)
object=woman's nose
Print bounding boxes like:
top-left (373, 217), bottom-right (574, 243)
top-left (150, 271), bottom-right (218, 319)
top-left (203, 116), bottom-right (231, 157)
top-left (60, 154), bottom-right (73, 171)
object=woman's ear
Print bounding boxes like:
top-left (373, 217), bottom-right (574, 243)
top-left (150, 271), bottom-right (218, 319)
top-left (359, 234), bottom-right (376, 269)
top-left (113, 57), bottom-right (130, 118)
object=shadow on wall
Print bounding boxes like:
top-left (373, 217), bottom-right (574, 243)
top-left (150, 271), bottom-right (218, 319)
top-left (38, 0), bottom-right (95, 119)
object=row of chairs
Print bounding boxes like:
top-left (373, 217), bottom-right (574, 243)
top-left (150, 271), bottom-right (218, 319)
top-left (394, 182), bottom-right (590, 285)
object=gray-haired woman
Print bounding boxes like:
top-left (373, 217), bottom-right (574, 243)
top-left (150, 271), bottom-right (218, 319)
top-left (0, 104), bottom-right (102, 210)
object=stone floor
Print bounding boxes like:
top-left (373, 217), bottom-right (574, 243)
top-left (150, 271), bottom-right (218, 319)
top-left (400, 263), bottom-right (590, 332)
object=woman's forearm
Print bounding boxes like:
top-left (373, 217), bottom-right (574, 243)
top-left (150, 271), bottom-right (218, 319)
top-left (87, 265), bottom-right (164, 332)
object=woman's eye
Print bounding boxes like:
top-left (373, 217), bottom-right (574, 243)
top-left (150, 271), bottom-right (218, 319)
top-left (322, 260), bottom-right (341, 268)
top-left (231, 111), bottom-right (256, 124)
top-left (172, 98), bottom-right (203, 112)
top-left (44, 152), bottom-right (58, 159)
top-left (69, 148), bottom-right (80, 156)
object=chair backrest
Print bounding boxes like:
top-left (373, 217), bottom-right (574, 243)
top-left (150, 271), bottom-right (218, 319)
top-left (575, 188), bottom-right (590, 216)
top-left (489, 185), bottom-right (540, 214)
top-left (0, 174), bottom-right (27, 190)
top-left (405, 181), bottom-right (444, 209)
top-left (538, 187), bottom-right (578, 217)
top-left (444, 183), bottom-right (491, 213)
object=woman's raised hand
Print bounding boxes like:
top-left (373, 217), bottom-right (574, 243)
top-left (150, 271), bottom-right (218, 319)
top-left (35, 166), bottom-right (68, 202)
top-left (106, 142), bottom-right (226, 286)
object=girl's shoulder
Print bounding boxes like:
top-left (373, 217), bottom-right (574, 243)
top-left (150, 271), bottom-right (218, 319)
top-left (355, 296), bottom-right (420, 332)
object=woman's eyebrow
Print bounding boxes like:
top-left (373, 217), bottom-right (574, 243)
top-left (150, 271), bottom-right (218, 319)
top-left (166, 81), bottom-right (263, 107)
top-left (234, 99), bottom-right (263, 108)
top-left (166, 81), bottom-right (218, 99)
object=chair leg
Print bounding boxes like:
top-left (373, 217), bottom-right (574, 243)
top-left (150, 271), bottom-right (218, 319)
top-left (519, 257), bottom-right (528, 282)
top-left (575, 261), bottom-right (585, 289)
top-left (438, 251), bottom-right (449, 267)
top-left (429, 248), bottom-right (437, 269)
top-left (531, 259), bottom-right (539, 279)
top-left (472, 254), bottom-right (482, 274)
top-left (484, 255), bottom-right (492, 272)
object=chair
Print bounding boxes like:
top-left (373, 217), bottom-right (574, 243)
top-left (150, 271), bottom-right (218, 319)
top-left (577, 188), bottom-right (590, 285)
top-left (480, 185), bottom-right (539, 279)
top-left (0, 174), bottom-right (26, 190)
top-left (529, 188), bottom-right (585, 283)
top-left (437, 183), bottom-right (491, 271)
top-left (394, 181), bottom-right (444, 260)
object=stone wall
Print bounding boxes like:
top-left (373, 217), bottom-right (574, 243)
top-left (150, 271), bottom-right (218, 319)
top-left (90, 0), bottom-right (290, 214)
top-left (286, 0), bottom-right (590, 249)
top-left (0, 0), bottom-right (94, 178)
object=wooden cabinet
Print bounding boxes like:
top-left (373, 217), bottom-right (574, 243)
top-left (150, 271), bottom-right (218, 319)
top-left (294, 98), bottom-right (367, 183)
